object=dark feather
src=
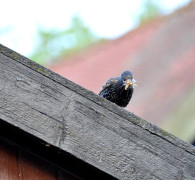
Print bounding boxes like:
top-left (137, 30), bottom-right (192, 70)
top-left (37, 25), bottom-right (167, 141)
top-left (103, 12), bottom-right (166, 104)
top-left (99, 71), bottom-right (135, 107)
top-left (99, 77), bottom-right (119, 95)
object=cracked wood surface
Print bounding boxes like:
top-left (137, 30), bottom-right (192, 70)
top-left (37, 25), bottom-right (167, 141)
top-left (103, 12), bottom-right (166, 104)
top-left (0, 44), bottom-right (195, 180)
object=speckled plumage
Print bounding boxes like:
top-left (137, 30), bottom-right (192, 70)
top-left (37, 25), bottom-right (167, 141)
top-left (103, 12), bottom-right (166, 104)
top-left (99, 71), bottom-right (135, 107)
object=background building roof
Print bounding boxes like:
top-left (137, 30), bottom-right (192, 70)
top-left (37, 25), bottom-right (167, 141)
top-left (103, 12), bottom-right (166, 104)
top-left (49, 2), bottom-right (195, 142)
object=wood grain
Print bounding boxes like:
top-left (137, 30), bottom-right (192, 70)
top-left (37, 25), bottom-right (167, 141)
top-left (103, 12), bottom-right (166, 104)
top-left (0, 44), bottom-right (195, 180)
top-left (0, 140), bottom-right (22, 180)
top-left (0, 138), bottom-right (80, 180)
top-left (21, 150), bottom-right (79, 180)
top-left (21, 150), bottom-right (57, 180)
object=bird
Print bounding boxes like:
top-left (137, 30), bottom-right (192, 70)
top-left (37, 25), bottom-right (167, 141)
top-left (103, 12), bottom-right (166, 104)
top-left (99, 71), bottom-right (136, 107)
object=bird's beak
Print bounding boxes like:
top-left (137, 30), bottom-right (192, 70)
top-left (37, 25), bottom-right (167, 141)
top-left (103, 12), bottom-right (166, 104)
top-left (125, 78), bottom-right (137, 90)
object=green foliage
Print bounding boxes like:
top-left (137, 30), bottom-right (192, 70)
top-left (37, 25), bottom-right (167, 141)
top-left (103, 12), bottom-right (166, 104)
top-left (138, 0), bottom-right (161, 24)
top-left (30, 15), bottom-right (101, 65)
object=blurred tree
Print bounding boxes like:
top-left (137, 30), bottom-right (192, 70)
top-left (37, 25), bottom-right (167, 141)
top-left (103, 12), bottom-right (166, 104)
top-left (138, 0), bottom-right (162, 24)
top-left (30, 15), bottom-right (102, 65)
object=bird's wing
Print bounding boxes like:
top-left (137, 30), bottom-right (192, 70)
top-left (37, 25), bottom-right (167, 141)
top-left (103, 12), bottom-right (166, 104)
top-left (99, 77), bottom-right (119, 95)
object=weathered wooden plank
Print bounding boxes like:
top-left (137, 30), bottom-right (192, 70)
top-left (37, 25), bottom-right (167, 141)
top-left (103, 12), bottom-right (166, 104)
top-left (0, 44), bottom-right (195, 179)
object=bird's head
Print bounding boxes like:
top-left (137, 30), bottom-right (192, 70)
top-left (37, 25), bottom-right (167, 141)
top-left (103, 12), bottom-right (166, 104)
top-left (121, 71), bottom-right (137, 90)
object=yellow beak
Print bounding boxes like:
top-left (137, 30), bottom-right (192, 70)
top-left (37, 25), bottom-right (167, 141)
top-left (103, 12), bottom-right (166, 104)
top-left (125, 79), bottom-right (137, 90)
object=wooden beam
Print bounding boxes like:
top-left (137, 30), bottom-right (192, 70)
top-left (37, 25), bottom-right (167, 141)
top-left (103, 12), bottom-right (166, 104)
top-left (0, 44), bottom-right (195, 180)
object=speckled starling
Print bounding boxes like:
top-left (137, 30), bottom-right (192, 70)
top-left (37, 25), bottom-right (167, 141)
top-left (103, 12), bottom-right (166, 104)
top-left (99, 71), bottom-right (136, 107)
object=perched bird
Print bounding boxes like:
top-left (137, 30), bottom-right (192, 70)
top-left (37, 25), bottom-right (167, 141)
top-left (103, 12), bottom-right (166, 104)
top-left (99, 71), bottom-right (136, 107)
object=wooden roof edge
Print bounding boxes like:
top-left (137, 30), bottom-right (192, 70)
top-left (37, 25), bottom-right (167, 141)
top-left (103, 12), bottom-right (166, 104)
top-left (0, 43), bottom-right (194, 154)
top-left (0, 43), bottom-right (195, 179)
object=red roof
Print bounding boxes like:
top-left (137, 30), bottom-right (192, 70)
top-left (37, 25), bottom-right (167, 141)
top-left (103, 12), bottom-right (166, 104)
top-left (49, 2), bottom-right (195, 130)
